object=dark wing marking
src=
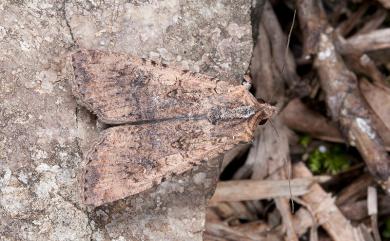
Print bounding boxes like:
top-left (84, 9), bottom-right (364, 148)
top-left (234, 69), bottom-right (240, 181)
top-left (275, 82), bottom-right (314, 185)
top-left (71, 49), bottom-right (239, 124)
top-left (72, 49), bottom-right (276, 206)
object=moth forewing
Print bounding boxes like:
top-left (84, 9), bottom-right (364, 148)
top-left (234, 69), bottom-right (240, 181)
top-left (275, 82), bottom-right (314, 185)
top-left (71, 49), bottom-right (275, 206)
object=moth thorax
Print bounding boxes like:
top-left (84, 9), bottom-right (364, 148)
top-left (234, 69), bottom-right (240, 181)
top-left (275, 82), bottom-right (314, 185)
top-left (207, 106), bottom-right (256, 124)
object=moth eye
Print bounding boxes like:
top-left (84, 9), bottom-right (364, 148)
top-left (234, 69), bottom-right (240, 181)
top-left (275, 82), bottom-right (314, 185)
top-left (259, 118), bottom-right (268, 125)
top-left (171, 137), bottom-right (190, 150)
top-left (256, 98), bottom-right (266, 104)
top-left (171, 141), bottom-right (179, 148)
top-left (150, 60), bottom-right (157, 66)
top-left (161, 63), bottom-right (167, 67)
top-left (167, 89), bottom-right (178, 98)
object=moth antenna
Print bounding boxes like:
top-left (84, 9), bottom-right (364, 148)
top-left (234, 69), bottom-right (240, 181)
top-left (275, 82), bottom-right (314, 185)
top-left (284, 157), bottom-right (295, 213)
top-left (268, 119), bottom-right (279, 138)
top-left (280, 8), bottom-right (296, 78)
top-left (269, 119), bottom-right (294, 213)
top-left (277, 9), bottom-right (296, 214)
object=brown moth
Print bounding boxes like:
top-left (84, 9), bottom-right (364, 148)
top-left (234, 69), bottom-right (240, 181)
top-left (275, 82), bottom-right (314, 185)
top-left (71, 49), bottom-right (275, 206)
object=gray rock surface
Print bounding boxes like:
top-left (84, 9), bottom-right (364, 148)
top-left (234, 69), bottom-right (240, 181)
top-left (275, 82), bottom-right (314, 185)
top-left (0, 0), bottom-right (253, 240)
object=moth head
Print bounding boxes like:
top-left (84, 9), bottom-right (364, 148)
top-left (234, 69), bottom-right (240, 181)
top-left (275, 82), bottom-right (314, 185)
top-left (251, 100), bottom-right (277, 128)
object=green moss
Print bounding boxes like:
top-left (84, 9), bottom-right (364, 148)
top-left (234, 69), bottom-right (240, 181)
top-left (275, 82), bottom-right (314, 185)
top-left (308, 145), bottom-right (350, 175)
top-left (299, 134), bottom-right (311, 149)
top-left (383, 217), bottom-right (390, 239)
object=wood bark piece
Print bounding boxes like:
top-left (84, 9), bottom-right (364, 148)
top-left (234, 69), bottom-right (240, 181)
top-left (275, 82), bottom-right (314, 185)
top-left (250, 3), bottom-right (301, 239)
top-left (71, 49), bottom-right (275, 206)
top-left (280, 98), bottom-right (342, 143)
top-left (345, 54), bottom-right (386, 87)
top-left (259, 1), bottom-right (305, 101)
top-left (204, 221), bottom-right (281, 241)
top-left (376, 0), bottom-right (390, 9)
top-left (356, 9), bottom-right (387, 35)
top-left (251, 11), bottom-right (283, 102)
top-left (339, 200), bottom-right (369, 222)
top-left (273, 192), bottom-right (298, 241)
top-left (262, 1), bottom-right (298, 82)
top-left (280, 98), bottom-right (390, 150)
top-left (315, 33), bottom-right (390, 189)
top-left (297, 3), bottom-right (390, 188)
top-left (336, 173), bottom-right (374, 206)
top-left (250, 120), bottom-right (299, 241)
top-left (339, 195), bottom-right (390, 221)
top-left (367, 187), bottom-right (381, 241)
top-left (296, 0), bottom-right (327, 58)
top-left (292, 208), bottom-right (315, 236)
top-left (360, 79), bottom-right (390, 131)
top-left (342, 29), bottom-right (390, 54)
top-left (208, 178), bottom-right (314, 204)
top-left (293, 162), bottom-right (366, 241)
top-left (336, 3), bottom-right (369, 37)
top-left (211, 201), bottom-right (258, 222)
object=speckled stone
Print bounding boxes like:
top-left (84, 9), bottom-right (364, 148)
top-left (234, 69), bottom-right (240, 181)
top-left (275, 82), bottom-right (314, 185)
top-left (0, 0), bottom-right (253, 240)
top-left (65, 0), bottom-right (252, 83)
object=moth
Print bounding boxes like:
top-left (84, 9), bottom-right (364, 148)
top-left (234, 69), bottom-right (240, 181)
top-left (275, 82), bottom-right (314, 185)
top-left (71, 49), bottom-right (275, 206)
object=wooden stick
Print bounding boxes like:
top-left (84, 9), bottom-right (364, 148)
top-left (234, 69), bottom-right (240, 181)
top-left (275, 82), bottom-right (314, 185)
top-left (280, 98), bottom-right (390, 151)
top-left (376, 0), bottom-right (390, 9)
top-left (368, 186), bottom-right (381, 241)
top-left (204, 221), bottom-right (280, 241)
top-left (356, 9), bottom-right (387, 35)
top-left (209, 178), bottom-right (317, 205)
top-left (336, 174), bottom-right (374, 206)
top-left (336, 3), bottom-right (369, 37)
top-left (315, 32), bottom-right (390, 189)
top-left (342, 29), bottom-right (390, 54)
top-left (297, 2), bottom-right (390, 188)
top-left (293, 162), bottom-right (367, 241)
top-left (344, 54), bottom-right (386, 87)
top-left (296, 0), bottom-right (327, 58)
top-left (340, 195), bottom-right (390, 221)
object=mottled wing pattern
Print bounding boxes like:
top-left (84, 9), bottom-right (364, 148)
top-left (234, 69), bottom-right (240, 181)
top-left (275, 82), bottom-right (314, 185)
top-left (71, 49), bottom-right (236, 124)
top-left (83, 118), bottom-right (255, 206)
top-left (72, 49), bottom-right (275, 206)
